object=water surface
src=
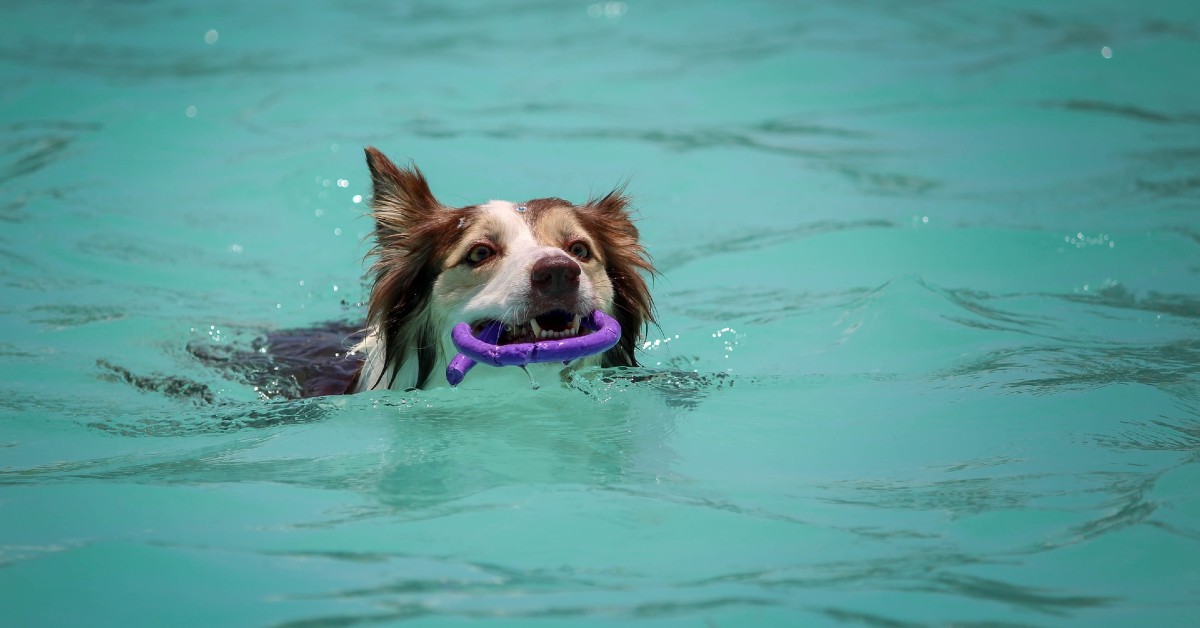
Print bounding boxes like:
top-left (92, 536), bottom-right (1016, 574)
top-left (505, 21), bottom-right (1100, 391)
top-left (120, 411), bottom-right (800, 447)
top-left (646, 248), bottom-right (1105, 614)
top-left (2, 1), bottom-right (1199, 625)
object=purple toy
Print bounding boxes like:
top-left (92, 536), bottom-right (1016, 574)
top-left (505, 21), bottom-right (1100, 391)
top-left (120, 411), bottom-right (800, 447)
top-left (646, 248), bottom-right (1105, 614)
top-left (446, 310), bottom-right (621, 386)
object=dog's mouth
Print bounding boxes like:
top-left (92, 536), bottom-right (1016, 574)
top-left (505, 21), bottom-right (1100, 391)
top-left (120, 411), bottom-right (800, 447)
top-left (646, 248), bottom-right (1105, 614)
top-left (470, 309), bottom-right (587, 345)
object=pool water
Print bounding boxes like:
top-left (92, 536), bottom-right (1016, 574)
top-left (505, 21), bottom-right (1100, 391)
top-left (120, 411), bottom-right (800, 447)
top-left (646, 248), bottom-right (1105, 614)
top-left (3, 1), bottom-right (1199, 625)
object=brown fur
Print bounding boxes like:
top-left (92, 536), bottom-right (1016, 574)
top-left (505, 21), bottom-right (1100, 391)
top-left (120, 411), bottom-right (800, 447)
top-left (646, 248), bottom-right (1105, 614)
top-left (574, 189), bottom-right (656, 367)
top-left (363, 147), bottom-right (462, 388)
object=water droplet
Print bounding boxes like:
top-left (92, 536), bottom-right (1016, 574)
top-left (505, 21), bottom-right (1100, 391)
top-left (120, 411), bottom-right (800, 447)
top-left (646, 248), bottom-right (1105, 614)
top-left (520, 365), bottom-right (540, 390)
top-left (185, 105), bottom-right (197, 118)
top-left (1101, 46), bottom-right (1112, 59)
top-left (352, 194), bottom-right (363, 204)
top-left (204, 29), bottom-right (218, 45)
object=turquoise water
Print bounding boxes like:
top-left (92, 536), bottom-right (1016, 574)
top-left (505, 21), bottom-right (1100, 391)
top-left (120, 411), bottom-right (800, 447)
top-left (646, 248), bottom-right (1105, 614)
top-left (3, 0), bottom-right (1199, 625)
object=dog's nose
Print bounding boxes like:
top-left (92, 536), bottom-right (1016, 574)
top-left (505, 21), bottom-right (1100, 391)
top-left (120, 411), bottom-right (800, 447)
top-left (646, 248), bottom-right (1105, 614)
top-left (530, 255), bottom-right (581, 296)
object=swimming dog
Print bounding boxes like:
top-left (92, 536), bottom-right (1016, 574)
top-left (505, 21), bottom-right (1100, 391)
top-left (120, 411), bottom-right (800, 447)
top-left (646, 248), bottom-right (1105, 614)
top-left (347, 147), bottom-right (654, 392)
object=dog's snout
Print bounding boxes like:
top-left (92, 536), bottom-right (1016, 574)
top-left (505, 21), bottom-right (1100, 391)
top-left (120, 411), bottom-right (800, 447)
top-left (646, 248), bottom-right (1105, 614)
top-left (530, 256), bottom-right (581, 296)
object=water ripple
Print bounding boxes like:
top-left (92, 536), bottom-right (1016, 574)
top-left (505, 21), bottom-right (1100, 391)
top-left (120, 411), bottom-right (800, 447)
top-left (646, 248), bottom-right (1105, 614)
top-left (655, 219), bottom-right (896, 273)
top-left (821, 475), bottom-right (1042, 517)
top-left (0, 121), bottom-right (97, 224)
top-left (83, 395), bottom-right (338, 438)
top-left (402, 116), bottom-right (937, 194)
top-left (0, 135), bottom-right (72, 185)
top-left (406, 118), bottom-right (883, 158)
top-left (1032, 341), bottom-right (1195, 393)
top-left (1043, 100), bottom-right (1200, 126)
top-left (1063, 473), bottom-right (1158, 544)
top-left (942, 340), bottom-right (1200, 395)
top-left (30, 305), bottom-right (126, 330)
top-left (1052, 285), bottom-right (1198, 325)
top-left (1095, 400), bottom-right (1200, 452)
top-left (0, 42), bottom-right (344, 81)
top-left (671, 285), bottom-right (869, 326)
top-left (908, 572), bottom-right (1116, 616)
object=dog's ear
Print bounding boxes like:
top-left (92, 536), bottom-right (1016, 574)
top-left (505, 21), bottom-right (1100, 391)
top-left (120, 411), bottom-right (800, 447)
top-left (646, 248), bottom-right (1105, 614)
top-left (364, 147), bottom-right (442, 237)
top-left (362, 147), bottom-right (457, 389)
top-left (579, 187), bottom-right (656, 368)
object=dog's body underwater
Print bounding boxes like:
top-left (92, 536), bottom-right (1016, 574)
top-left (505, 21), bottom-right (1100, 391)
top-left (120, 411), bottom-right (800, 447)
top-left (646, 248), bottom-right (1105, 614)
top-left (345, 147), bottom-right (655, 392)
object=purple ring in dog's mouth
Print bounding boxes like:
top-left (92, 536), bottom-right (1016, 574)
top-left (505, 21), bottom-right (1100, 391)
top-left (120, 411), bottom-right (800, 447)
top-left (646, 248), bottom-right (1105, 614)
top-left (447, 309), bottom-right (621, 385)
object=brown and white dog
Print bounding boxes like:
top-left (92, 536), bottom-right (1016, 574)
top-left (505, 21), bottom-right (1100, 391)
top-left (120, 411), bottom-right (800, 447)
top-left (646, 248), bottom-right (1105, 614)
top-left (347, 147), bottom-right (655, 392)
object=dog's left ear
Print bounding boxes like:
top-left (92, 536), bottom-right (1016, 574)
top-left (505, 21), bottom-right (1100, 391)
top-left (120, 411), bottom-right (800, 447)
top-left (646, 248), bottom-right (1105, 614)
top-left (364, 147), bottom-right (443, 238)
top-left (580, 188), bottom-right (657, 368)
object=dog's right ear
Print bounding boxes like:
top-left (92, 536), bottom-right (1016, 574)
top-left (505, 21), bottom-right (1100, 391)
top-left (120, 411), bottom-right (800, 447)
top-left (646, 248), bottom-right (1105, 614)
top-left (362, 147), bottom-right (455, 389)
top-left (364, 147), bottom-right (442, 236)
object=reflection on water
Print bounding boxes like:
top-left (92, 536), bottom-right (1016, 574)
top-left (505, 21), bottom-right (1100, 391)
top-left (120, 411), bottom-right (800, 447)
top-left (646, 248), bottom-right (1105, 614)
top-left (5, 383), bottom-right (687, 521)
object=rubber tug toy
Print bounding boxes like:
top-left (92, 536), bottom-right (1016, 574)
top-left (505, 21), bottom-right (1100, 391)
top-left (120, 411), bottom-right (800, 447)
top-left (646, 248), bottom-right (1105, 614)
top-left (446, 310), bottom-right (621, 386)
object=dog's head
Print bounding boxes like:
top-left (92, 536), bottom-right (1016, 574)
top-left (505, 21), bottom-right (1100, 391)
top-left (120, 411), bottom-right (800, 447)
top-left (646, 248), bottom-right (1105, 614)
top-left (362, 147), bottom-right (654, 389)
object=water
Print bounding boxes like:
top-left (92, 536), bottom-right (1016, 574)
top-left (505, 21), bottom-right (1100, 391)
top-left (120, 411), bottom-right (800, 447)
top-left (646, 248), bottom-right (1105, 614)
top-left (2, 0), bottom-right (1199, 625)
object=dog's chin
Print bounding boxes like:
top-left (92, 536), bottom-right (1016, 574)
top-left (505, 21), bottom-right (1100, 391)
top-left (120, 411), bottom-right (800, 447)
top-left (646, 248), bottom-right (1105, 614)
top-left (469, 308), bottom-right (596, 345)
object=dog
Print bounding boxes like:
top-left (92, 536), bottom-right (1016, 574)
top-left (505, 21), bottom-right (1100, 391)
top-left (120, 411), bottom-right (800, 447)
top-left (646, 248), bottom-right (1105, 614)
top-left (346, 147), bottom-right (655, 392)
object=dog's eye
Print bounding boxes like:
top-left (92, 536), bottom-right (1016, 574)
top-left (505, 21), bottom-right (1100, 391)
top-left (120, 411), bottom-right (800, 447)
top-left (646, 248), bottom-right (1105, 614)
top-left (567, 241), bottom-right (591, 261)
top-left (465, 244), bottom-right (496, 266)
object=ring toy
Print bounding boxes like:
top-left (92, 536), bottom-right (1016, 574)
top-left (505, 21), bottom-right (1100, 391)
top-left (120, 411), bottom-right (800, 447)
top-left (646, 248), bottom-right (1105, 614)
top-left (446, 310), bottom-right (620, 386)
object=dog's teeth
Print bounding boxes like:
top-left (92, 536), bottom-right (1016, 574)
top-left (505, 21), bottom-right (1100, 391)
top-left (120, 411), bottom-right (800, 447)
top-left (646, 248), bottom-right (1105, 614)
top-left (523, 318), bottom-right (587, 341)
